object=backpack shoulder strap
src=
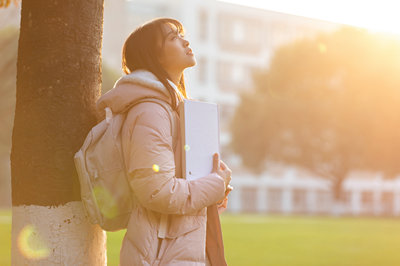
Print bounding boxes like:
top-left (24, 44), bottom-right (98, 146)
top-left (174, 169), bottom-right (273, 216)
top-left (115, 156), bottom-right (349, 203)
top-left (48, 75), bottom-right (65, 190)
top-left (128, 98), bottom-right (178, 150)
top-left (124, 99), bottom-right (177, 237)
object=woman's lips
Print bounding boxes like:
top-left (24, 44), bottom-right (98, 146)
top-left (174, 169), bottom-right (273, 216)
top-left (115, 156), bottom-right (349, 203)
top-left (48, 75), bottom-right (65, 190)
top-left (186, 48), bottom-right (194, 55)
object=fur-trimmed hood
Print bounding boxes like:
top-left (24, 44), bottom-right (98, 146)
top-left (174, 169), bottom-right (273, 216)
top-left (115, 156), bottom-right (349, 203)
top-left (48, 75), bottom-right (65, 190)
top-left (96, 70), bottom-right (176, 114)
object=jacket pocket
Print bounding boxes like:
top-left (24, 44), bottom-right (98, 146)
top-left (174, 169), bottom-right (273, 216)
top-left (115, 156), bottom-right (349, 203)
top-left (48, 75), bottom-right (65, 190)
top-left (165, 211), bottom-right (205, 239)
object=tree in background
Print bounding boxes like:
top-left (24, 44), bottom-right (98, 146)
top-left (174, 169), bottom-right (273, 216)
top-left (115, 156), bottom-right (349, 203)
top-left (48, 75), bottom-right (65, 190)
top-left (8, 0), bottom-right (107, 264)
top-left (231, 27), bottom-right (400, 201)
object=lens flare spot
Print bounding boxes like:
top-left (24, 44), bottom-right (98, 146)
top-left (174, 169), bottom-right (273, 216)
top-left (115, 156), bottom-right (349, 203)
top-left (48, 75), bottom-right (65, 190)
top-left (93, 186), bottom-right (118, 219)
top-left (318, 43), bottom-right (327, 53)
top-left (152, 164), bottom-right (160, 172)
top-left (184, 144), bottom-right (190, 151)
top-left (17, 225), bottom-right (50, 260)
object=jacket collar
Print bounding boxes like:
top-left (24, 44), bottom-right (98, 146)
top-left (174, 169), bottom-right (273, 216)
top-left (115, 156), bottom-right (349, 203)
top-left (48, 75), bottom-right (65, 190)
top-left (97, 70), bottom-right (179, 114)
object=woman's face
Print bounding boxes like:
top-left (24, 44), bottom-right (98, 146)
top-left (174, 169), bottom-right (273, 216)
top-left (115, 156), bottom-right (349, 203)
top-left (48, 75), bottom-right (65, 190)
top-left (158, 23), bottom-right (196, 74)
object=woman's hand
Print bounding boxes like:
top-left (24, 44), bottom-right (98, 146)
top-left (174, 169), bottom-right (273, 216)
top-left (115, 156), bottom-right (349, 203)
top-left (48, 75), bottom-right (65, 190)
top-left (217, 197), bottom-right (228, 214)
top-left (211, 153), bottom-right (232, 190)
top-left (217, 186), bottom-right (233, 214)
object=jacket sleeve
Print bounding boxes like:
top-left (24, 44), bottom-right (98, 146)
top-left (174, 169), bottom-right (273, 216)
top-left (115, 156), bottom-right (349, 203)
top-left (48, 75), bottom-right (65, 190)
top-left (125, 102), bottom-right (226, 215)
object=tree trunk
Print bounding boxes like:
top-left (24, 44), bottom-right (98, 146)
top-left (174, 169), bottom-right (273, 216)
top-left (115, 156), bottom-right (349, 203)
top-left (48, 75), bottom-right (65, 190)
top-left (11, 0), bottom-right (106, 264)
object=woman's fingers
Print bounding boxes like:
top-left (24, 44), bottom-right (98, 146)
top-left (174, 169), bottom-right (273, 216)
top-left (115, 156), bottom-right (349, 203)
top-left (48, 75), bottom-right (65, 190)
top-left (217, 197), bottom-right (229, 214)
top-left (212, 155), bottom-right (232, 189)
top-left (212, 153), bottom-right (220, 173)
top-left (220, 160), bottom-right (227, 170)
top-left (225, 185), bottom-right (233, 197)
top-left (220, 160), bottom-right (232, 177)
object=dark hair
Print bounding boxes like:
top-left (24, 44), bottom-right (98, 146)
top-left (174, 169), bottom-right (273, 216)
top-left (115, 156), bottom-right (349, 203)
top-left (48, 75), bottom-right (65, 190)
top-left (122, 17), bottom-right (189, 110)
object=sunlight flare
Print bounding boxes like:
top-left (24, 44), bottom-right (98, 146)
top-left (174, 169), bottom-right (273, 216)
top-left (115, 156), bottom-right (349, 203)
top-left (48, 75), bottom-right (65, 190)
top-left (17, 225), bottom-right (50, 260)
top-left (152, 164), bottom-right (160, 172)
top-left (93, 186), bottom-right (118, 219)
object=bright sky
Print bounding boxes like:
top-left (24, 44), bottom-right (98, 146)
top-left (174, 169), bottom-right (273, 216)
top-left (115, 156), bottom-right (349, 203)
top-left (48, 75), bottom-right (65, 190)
top-left (219, 0), bottom-right (400, 36)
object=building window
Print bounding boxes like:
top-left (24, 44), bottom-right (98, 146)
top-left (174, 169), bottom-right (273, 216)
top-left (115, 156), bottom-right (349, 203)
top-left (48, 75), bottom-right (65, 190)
top-left (267, 188), bottom-right (282, 212)
top-left (217, 61), bottom-right (251, 92)
top-left (315, 190), bottom-right (331, 213)
top-left (232, 64), bottom-right (244, 83)
top-left (241, 187), bottom-right (258, 213)
top-left (381, 191), bottom-right (394, 215)
top-left (198, 9), bottom-right (208, 41)
top-left (361, 191), bottom-right (374, 213)
top-left (197, 57), bottom-right (207, 84)
top-left (217, 60), bottom-right (230, 87)
top-left (232, 21), bottom-right (245, 43)
top-left (292, 189), bottom-right (307, 213)
top-left (218, 103), bottom-right (235, 131)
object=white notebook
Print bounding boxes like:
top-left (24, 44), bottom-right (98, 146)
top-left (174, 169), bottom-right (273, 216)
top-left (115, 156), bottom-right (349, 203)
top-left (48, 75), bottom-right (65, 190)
top-left (179, 99), bottom-right (220, 181)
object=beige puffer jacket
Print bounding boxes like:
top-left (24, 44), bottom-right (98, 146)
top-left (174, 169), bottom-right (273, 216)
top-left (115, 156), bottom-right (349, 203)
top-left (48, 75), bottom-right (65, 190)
top-left (97, 70), bottom-right (226, 265)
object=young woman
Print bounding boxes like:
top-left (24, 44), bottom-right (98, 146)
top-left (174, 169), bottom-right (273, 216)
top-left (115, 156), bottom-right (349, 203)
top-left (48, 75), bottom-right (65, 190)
top-left (97, 18), bottom-right (232, 265)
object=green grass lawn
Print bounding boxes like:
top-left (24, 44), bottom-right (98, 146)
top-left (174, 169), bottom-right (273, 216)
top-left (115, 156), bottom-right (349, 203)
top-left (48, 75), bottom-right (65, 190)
top-left (2, 210), bottom-right (400, 265)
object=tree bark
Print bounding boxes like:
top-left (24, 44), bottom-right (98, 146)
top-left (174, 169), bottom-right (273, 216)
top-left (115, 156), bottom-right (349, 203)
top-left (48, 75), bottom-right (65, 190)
top-left (11, 0), bottom-right (106, 264)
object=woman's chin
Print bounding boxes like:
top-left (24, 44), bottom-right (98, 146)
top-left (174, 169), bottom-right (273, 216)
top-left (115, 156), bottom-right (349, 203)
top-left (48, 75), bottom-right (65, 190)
top-left (181, 57), bottom-right (197, 70)
top-left (188, 57), bottom-right (197, 67)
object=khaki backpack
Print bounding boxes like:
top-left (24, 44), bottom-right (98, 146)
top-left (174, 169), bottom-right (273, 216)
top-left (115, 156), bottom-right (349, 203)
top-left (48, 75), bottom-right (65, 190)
top-left (74, 98), bottom-right (176, 231)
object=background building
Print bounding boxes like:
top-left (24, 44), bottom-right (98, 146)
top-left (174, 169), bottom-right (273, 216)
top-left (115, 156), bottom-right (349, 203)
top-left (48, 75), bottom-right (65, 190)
top-left (103, 0), bottom-right (340, 161)
top-left (229, 169), bottom-right (400, 216)
top-left (10, 1), bottom-right (393, 216)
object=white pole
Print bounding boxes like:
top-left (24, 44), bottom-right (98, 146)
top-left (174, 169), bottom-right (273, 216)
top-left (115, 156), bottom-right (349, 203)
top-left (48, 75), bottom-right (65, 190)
top-left (394, 192), bottom-right (400, 216)
top-left (306, 189), bottom-right (317, 214)
top-left (229, 185), bottom-right (242, 213)
top-left (257, 186), bottom-right (267, 213)
top-left (282, 189), bottom-right (292, 214)
top-left (350, 190), bottom-right (361, 216)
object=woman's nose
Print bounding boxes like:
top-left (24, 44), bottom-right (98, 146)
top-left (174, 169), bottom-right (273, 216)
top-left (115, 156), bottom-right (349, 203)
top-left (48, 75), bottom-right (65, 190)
top-left (182, 38), bottom-right (189, 47)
